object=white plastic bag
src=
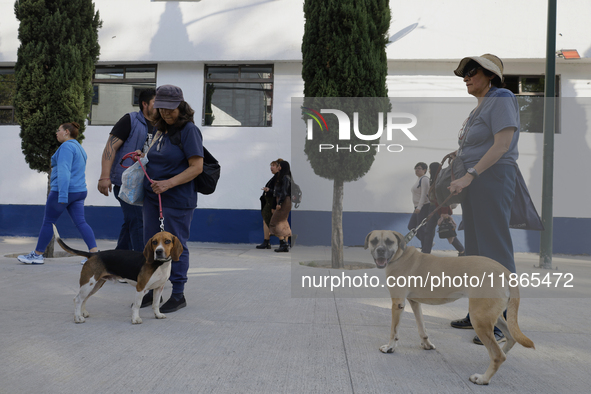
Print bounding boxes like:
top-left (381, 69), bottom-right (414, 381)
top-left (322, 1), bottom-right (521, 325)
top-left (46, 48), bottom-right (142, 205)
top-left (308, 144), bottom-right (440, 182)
top-left (119, 156), bottom-right (148, 206)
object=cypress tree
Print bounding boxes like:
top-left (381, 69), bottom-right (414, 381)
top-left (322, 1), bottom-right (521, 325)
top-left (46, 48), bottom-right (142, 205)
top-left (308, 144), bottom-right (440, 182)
top-left (302, 0), bottom-right (391, 268)
top-left (14, 0), bottom-right (102, 174)
top-left (14, 0), bottom-right (101, 257)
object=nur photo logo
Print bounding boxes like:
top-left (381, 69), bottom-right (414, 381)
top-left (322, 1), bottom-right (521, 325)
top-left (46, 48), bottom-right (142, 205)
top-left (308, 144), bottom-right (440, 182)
top-left (302, 107), bottom-right (419, 153)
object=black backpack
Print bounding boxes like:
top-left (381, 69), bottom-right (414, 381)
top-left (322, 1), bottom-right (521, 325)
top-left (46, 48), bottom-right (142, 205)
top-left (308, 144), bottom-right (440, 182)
top-left (168, 129), bottom-right (220, 195)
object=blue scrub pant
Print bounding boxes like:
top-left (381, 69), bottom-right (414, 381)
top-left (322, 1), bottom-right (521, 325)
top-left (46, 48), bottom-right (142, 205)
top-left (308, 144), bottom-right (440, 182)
top-left (461, 164), bottom-right (516, 273)
top-left (36, 191), bottom-right (97, 252)
top-left (114, 185), bottom-right (144, 252)
top-left (143, 198), bottom-right (194, 296)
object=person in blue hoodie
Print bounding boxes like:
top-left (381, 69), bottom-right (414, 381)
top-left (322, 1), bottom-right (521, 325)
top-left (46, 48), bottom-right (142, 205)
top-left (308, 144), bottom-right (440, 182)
top-left (17, 122), bottom-right (98, 264)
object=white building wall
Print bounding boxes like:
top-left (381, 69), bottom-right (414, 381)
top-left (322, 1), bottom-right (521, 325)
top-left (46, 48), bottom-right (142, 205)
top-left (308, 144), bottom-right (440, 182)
top-left (1, 0), bottom-right (591, 222)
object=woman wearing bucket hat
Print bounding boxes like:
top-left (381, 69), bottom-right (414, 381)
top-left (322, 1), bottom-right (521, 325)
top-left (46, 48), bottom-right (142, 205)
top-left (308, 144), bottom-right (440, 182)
top-left (140, 85), bottom-right (204, 313)
top-left (447, 54), bottom-right (520, 345)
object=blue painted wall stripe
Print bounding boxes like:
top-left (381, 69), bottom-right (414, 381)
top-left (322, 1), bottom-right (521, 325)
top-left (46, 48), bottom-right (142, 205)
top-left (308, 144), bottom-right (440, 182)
top-left (0, 205), bottom-right (588, 255)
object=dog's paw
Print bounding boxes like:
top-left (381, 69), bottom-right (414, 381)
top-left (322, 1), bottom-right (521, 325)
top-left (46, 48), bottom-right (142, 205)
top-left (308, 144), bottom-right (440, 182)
top-left (379, 345), bottom-right (395, 353)
top-left (82, 310), bottom-right (90, 318)
top-left (155, 312), bottom-right (166, 320)
top-left (469, 373), bottom-right (489, 385)
top-left (74, 315), bottom-right (86, 324)
top-left (420, 339), bottom-right (435, 350)
top-left (132, 317), bottom-right (143, 324)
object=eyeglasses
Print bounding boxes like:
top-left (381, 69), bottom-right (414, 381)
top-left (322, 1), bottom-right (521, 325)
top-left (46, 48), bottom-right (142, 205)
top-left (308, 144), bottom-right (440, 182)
top-left (463, 67), bottom-right (481, 78)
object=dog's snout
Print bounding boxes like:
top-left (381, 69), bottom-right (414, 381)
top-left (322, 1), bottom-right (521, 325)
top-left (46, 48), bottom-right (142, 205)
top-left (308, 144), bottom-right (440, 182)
top-left (155, 247), bottom-right (165, 258)
top-left (375, 246), bottom-right (387, 257)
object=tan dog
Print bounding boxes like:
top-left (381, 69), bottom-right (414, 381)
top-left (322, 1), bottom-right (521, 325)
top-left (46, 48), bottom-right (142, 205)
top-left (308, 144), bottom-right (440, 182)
top-left (53, 225), bottom-right (183, 324)
top-left (364, 230), bottom-right (534, 385)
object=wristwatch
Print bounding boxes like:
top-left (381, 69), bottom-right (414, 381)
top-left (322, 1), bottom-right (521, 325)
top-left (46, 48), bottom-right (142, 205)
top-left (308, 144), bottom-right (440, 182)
top-left (467, 167), bottom-right (479, 179)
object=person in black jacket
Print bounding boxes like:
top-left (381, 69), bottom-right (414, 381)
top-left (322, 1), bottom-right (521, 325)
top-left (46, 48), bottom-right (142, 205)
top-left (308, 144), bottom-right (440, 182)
top-left (269, 160), bottom-right (292, 252)
top-left (256, 158), bottom-right (282, 249)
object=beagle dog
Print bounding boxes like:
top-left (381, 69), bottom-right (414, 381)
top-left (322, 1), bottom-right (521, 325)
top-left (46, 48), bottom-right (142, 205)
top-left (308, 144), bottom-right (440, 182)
top-left (53, 225), bottom-right (183, 324)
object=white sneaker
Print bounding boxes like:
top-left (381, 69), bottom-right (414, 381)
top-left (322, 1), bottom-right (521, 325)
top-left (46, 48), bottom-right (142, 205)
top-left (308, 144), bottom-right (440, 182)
top-left (81, 250), bottom-right (100, 265)
top-left (18, 251), bottom-right (45, 265)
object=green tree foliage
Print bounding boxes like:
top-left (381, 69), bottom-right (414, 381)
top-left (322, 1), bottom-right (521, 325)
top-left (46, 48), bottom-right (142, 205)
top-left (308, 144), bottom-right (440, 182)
top-left (302, 0), bottom-right (391, 267)
top-left (302, 0), bottom-right (390, 181)
top-left (14, 0), bottom-right (102, 174)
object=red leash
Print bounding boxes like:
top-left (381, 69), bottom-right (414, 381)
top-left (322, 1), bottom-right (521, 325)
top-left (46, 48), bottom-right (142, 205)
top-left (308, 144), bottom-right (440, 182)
top-left (121, 152), bottom-right (165, 231)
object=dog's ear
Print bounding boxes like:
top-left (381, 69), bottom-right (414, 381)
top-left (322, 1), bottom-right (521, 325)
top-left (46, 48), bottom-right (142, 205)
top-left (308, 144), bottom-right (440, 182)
top-left (171, 236), bottom-right (184, 261)
top-left (364, 231), bottom-right (374, 250)
top-left (143, 239), bottom-right (154, 264)
top-left (392, 231), bottom-right (407, 252)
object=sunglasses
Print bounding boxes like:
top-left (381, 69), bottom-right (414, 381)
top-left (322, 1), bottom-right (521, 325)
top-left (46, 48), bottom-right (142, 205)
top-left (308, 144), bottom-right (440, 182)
top-left (463, 67), bottom-right (481, 78)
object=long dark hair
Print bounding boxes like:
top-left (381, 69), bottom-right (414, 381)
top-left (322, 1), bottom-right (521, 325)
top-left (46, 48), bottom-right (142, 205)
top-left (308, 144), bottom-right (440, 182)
top-left (429, 162), bottom-right (440, 184)
top-left (277, 160), bottom-right (292, 183)
top-left (154, 101), bottom-right (195, 132)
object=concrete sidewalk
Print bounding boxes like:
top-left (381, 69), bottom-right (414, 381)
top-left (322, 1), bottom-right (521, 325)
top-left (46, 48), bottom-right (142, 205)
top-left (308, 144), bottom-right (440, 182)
top-left (1, 236), bottom-right (590, 394)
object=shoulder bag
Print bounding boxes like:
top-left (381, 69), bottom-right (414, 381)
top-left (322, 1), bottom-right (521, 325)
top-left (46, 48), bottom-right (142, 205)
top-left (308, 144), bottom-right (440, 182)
top-left (119, 156), bottom-right (149, 206)
top-left (430, 153), bottom-right (467, 207)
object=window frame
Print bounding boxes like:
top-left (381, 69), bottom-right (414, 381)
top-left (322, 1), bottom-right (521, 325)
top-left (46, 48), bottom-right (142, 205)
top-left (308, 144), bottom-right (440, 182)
top-left (90, 64), bottom-right (157, 125)
top-left (504, 74), bottom-right (560, 134)
top-left (202, 64), bottom-right (274, 127)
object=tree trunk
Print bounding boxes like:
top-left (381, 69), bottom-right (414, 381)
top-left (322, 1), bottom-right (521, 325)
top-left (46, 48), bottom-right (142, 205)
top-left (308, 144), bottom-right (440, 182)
top-left (331, 179), bottom-right (344, 269)
top-left (44, 171), bottom-right (55, 258)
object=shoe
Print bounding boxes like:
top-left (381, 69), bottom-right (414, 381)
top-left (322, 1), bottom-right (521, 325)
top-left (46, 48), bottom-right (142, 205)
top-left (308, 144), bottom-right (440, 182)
top-left (473, 331), bottom-right (506, 345)
top-left (256, 239), bottom-right (271, 249)
top-left (288, 234), bottom-right (298, 248)
top-left (160, 295), bottom-right (187, 313)
top-left (450, 316), bottom-right (473, 329)
top-left (458, 251), bottom-right (466, 256)
top-left (17, 251), bottom-right (45, 265)
top-left (274, 240), bottom-right (289, 253)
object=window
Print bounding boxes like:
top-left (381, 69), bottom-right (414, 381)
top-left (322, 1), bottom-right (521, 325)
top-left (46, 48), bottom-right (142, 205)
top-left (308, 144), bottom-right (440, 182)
top-left (0, 68), bottom-right (17, 125)
top-left (504, 75), bottom-right (560, 133)
top-left (203, 65), bottom-right (273, 127)
top-left (90, 65), bottom-right (157, 125)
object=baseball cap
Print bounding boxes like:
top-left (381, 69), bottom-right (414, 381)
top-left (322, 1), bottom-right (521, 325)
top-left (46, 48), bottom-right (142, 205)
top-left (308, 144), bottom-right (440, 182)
top-left (153, 85), bottom-right (184, 109)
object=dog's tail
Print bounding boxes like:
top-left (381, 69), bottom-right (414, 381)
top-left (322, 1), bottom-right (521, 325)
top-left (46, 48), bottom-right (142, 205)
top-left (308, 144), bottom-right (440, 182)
top-left (507, 281), bottom-right (535, 349)
top-left (52, 224), bottom-right (92, 258)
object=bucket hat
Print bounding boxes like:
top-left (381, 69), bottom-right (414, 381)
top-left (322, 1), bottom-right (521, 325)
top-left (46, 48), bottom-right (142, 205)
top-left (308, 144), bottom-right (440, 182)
top-left (153, 85), bottom-right (184, 109)
top-left (454, 54), bottom-right (504, 82)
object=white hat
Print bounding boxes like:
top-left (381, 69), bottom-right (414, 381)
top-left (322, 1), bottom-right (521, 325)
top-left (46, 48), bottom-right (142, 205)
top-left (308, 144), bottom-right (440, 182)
top-left (454, 54), bottom-right (504, 82)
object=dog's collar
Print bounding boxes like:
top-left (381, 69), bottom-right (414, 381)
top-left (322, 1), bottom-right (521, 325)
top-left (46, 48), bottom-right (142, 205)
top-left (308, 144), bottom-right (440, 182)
top-left (389, 241), bottom-right (407, 265)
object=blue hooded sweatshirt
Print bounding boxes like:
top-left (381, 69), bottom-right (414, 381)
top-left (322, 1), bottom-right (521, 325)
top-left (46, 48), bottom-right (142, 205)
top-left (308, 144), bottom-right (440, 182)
top-left (50, 140), bottom-right (88, 203)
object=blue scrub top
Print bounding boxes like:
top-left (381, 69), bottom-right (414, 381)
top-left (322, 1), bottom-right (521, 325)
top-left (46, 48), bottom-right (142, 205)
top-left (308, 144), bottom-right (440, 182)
top-left (458, 87), bottom-right (520, 169)
top-left (144, 121), bottom-right (204, 209)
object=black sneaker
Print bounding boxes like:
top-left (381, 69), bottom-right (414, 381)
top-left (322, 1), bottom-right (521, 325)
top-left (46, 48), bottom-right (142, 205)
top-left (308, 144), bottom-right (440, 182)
top-left (160, 295), bottom-right (187, 313)
top-left (255, 240), bottom-right (271, 249)
top-left (473, 331), bottom-right (506, 345)
top-left (450, 316), bottom-right (473, 329)
top-left (275, 240), bottom-right (289, 253)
